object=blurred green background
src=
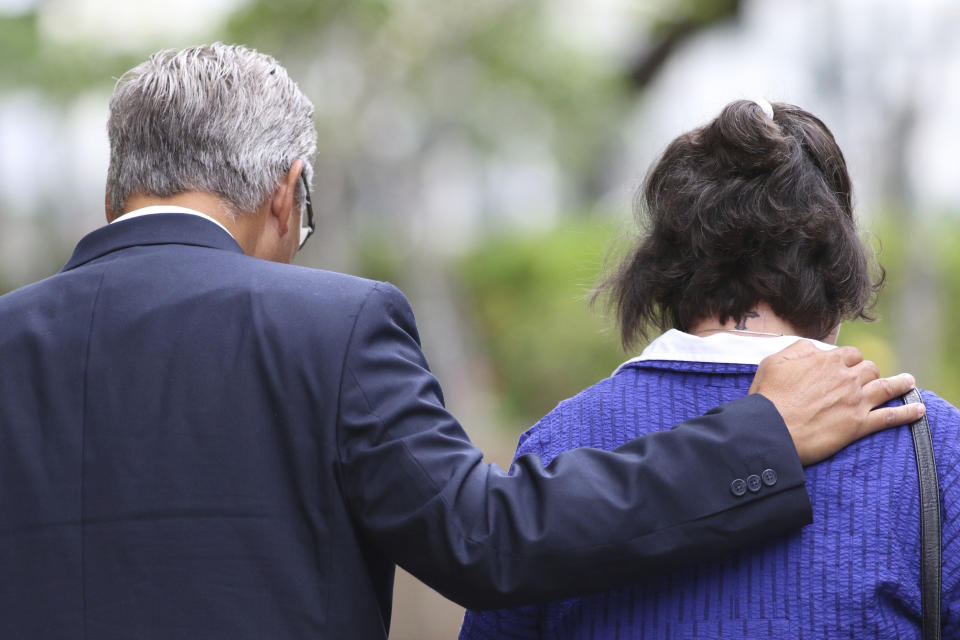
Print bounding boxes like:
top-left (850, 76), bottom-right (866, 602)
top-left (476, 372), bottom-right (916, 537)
top-left (2, 0), bottom-right (958, 637)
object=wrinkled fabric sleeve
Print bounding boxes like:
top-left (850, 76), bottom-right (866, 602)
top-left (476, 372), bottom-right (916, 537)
top-left (336, 283), bottom-right (811, 610)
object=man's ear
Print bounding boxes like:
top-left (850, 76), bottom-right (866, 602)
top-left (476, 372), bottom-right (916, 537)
top-left (270, 159), bottom-right (304, 236)
top-left (105, 190), bottom-right (115, 223)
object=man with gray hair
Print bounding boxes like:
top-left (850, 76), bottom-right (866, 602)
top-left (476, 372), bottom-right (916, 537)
top-left (0, 43), bottom-right (920, 638)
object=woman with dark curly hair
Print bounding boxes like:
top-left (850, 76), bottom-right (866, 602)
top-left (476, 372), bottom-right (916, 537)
top-left (460, 100), bottom-right (960, 639)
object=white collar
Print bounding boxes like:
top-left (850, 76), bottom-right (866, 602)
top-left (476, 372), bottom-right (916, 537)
top-left (111, 205), bottom-right (235, 240)
top-left (614, 328), bottom-right (836, 374)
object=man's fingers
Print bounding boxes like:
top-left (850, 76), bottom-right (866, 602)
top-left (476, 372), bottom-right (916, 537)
top-left (833, 345), bottom-right (864, 367)
top-left (861, 401), bottom-right (925, 436)
top-left (857, 372), bottom-right (922, 438)
top-left (862, 373), bottom-right (916, 408)
top-left (852, 360), bottom-right (880, 386)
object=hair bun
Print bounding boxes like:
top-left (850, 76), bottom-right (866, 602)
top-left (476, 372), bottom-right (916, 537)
top-left (701, 99), bottom-right (790, 175)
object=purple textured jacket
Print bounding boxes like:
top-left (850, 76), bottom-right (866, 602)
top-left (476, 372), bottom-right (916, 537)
top-left (461, 330), bottom-right (960, 639)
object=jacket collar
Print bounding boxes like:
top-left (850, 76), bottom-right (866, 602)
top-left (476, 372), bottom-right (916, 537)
top-left (62, 213), bottom-right (245, 272)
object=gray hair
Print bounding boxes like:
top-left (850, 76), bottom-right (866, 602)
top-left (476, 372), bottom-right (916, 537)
top-left (107, 43), bottom-right (316, 216)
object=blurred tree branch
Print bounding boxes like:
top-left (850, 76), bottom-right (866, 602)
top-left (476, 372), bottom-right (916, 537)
top-left (627, 0), bottom-right (742, 90)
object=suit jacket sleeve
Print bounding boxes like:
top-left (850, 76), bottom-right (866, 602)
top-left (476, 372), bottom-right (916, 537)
top-left (336, 283), bottom-right (812, 610)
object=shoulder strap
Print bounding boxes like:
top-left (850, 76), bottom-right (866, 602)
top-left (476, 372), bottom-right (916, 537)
top-left (903, 388), bottom-right (941, 640)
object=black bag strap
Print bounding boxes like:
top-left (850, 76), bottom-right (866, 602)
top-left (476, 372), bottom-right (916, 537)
top-left (903, 388), bottom-right (941, 640)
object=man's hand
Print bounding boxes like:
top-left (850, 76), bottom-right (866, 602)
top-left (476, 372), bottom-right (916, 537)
top-left (750, 340), bottom-right (923, 465)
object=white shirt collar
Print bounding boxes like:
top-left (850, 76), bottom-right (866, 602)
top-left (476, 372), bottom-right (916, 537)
top-left (613, 328), bottom-right (836, 374)
top-left (111, 205), bottom-right (235, 240)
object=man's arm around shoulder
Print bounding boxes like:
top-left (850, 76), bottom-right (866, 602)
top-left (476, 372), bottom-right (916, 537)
top-left (334, 284), bottom-right (919, 609)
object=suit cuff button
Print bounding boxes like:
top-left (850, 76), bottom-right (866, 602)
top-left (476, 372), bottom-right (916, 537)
top-left (730, 478), bottom-right (747, 497)
top-left (761, 468), bottom-right (778, 487)
top-left (746, 474), bottom-right (762, 493)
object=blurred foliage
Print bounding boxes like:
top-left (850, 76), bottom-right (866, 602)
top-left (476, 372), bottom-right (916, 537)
top-left (839, 213), bottom-right (960, 407)
top-left (226, 0), bottom-right (388, 49)
top-left (0, 13), bottom-right (140, 96)
top-left (456, 219), bottom-right (627, 425)
top-left (653, 0), bottom-right (742, 30)
top-left (836, 216), bottom-right (902, 379)
top-left (454, 213), bottom-right (960, 427)
top-left (3, 0), bottom-right (957, 420)
top-left (223, 0), bottom-right (636, 244)
top-left (930, 217), bottom-right (960, 401)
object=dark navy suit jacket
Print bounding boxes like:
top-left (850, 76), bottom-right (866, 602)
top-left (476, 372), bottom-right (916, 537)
top-left (0, 214), bottom-right (811, 638)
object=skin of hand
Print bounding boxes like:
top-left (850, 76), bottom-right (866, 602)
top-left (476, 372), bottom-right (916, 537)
top-left (749, 340), bottom-right (923, 465)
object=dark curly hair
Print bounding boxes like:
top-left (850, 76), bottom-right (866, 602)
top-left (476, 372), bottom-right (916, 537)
top-left (596, 100), bottom-right (881, 349)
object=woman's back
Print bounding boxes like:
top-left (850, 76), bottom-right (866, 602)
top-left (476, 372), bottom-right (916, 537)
top-left (460, 99), bottom-right (956, 639)
top-left (460, 332), bottom-right (960, 639)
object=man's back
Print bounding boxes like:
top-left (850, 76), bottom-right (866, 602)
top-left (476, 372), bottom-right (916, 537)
top-left (0, 214), bottom-right (393, 637)
top-left (461, 335), bottom-right (960, 639)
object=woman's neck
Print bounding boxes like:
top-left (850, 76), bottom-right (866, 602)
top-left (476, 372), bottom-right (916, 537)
top-left (688, 302), bottom-right (838, 344)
